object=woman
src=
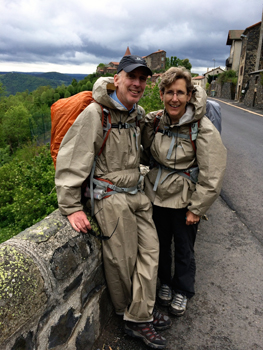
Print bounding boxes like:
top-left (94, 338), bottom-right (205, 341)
top-left (142, 67), bottom-right (227, 316)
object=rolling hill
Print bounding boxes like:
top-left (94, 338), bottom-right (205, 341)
top-left (0, 71), bottom-right (88, 96)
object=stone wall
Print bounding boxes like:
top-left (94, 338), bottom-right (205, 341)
top-left (210, 81), bottom-right (235, 100)
top-left (244, 74), bottom-right (263, 109)
top-left (0, 210), bottom-right (113, 350)
top-left (243, 25), bottom-right (260, 86)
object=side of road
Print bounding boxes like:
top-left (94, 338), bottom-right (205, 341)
top-left (209, 97), bottom-right (263, 116)
top-left (92, 197), bottom-right (263, 350)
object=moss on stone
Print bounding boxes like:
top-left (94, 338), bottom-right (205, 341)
top-left (17, 216), bottom-right (65, 243)
top-left (0, 245), bottom-right (47, 343)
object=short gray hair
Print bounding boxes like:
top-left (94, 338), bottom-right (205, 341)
top-left (158, 66), bottom-right (194, 94)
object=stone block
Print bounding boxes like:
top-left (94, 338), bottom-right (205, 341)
top-left (48, 308), bottom-right (80, 348)
top-left (0, 245), bottom-right (47, 345)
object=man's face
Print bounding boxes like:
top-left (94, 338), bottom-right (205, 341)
top-left (114, 67), bottom-right (148, 110)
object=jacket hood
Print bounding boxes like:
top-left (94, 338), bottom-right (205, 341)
top-left (92, 76), bottom-right (127, 111)
top-left (166, 85), bottom-right (207, 126)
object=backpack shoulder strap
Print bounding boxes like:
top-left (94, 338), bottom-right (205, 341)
top-left (92, 101), bottom-right (111, 157)
top-left (154, 110), bottom-right (163, 133)
top-left (189, 120), bottom-right (200, 153)
top-left (136, 105), bottom-right (144, 127)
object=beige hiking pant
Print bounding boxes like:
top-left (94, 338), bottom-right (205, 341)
top-left (95, 191), bottom-right (159, 323)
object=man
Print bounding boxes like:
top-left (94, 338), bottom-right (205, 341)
top-left (55, 55), bottom-right (171, 349)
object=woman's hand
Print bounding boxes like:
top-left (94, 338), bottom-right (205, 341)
top-left (185, 210), bottom-right (200, 226)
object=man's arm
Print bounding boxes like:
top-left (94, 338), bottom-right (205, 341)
top-left (55, 103), bottom-right (104, 228)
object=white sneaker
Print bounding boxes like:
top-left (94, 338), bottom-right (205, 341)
top-left (169, 293), bottom-right (187, 316)
top-left (157, 284), bottom-right (172, 306)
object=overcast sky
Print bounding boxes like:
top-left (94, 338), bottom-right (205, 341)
top-left (0, 0), bottom-right (261, 76)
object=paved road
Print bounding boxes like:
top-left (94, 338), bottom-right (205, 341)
top-left (214, 99), bottom-right (263, 245)
top-left (92, 100), bottom-right (263, 350)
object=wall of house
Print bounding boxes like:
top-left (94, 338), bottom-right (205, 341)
top-left (242, 25), bottom-right (260, 89)
top-left (236, 41), bottom-right (247, 100)
top-left (244, 74), bottom-right (263, 109)
top-left (204, 68), bottom-right (224, 85)
top-left (232, 41), bottom-right (242, 72)
top-left (193, 79), bottom-right (205, 89)
top-left (144, 51), bottom-right (166, 71)
top-left (0, 210), bottom-right (112, 350)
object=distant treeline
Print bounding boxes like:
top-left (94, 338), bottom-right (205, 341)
top-left (0, 71), bottom-right (89, 96)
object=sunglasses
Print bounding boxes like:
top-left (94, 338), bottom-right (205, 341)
top-left (88, 208), bottom-right (119, 241)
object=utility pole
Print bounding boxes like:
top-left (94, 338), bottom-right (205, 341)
top-left (212, 59), bottom-right (216, 80)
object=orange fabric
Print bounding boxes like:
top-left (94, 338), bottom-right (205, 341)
top-left (50, 91), bottom-right (94, 167)
top-left (94, 177), bottom-right (113, 198)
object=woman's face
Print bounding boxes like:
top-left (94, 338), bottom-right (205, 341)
top-left (160, 78), bottom-right (192, 124)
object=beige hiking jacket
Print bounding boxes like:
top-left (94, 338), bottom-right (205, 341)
top-left (141, 86), bottom-right (227, 216)
top-left (55, 77), bottom-right (145, 216)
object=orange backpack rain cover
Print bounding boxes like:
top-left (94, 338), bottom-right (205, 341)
top-left (50, 91), bottom-right (93, 168)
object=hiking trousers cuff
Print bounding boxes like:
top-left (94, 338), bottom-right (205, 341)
top-left (123, 309), bottom-right (153, 323)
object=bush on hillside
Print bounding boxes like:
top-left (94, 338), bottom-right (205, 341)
top-left (0, 143), bottom-right (57, 243)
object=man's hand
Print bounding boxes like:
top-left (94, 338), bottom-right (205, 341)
top-left (185, 210), bottom-right (200, 226)
top-left (67, 211), bottom-right (91, 233)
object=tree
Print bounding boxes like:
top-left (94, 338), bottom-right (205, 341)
top-left (180, 58), bottom-right (192, 71)
top-left (140, 83), bottom-right (163, 115)
top-left (67, 84), bottom-right (75, 95)
top-left (86, 81), bottom-right (93, 91)
top-left (53, 92), bottom-right (60, 102)
top-left (71, 79), bottom-right (78, 87)
top-left (2, 103), bottom-right (32, 151)
top-left (64, 90), bottom-right (71, 98)
top-left (207, 74), bottom-right (219, 84)
top-left (0, 82), bottom-right (6, 97)
top-left (165, 56), bottom-right (192, 71)
top-left (217, 70), bottom-right (237, 85)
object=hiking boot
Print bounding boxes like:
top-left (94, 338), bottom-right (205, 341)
top-left (124, 321), bottom-right (166, 349)
top-left (157, 284), bottom-right (172, 306)
top-left (169, 293), bottom-right (187, 316)
top-left (153, 308), bottom-right (172, 331)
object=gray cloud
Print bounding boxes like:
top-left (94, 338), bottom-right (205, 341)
top-left (0, 0), bottom-right (261, 74)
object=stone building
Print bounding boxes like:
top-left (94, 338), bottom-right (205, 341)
top-left (143, 49), bottom-right (166, 71)
top-left (244, 69), bottom-right (263, 109)
top-left (226, 30), bottom-right (244, 72)
top-left (192, 75), bottom-right (205, 89)
top-left (236, 19), bottom-right (263, 103)
top-left (203, 67), bottom-right (225, 85)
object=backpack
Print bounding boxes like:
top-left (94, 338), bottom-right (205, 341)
top-left (50, 91), bottom-right (110, 168)
top-left (205, 100), bottom-right (222, 133)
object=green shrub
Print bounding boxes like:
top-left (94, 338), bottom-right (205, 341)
top-left (217, 70), bottom-right (237, 84)
top-left (0, 143), bottom-right (57, 243)
top-left (140, 83), bottom-right (163, 114)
